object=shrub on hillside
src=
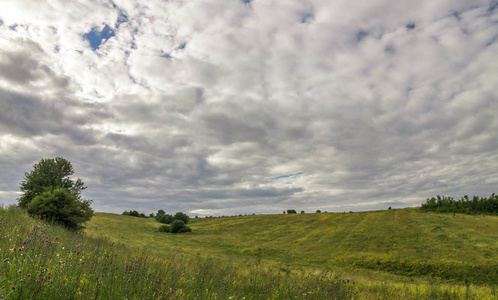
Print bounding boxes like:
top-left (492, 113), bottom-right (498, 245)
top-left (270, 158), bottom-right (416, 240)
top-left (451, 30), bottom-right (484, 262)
top-left (27, 188), bottom-right (93, 230)
top-left (174, 212), bottom-right (190, 224)
top-left (170, 219), bottom-right (191, 233)
top-left (122, 210), bottom-right (148, 218)
top-left (286, 209), bottom-right (297, 214)
top-left (158, 225), bottom-right (170, 232)
top-left (158, 214), bottom-right (174, 224)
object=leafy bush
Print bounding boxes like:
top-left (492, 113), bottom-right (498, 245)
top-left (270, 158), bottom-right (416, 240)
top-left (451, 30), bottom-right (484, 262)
top-left (286, 209), bottom-right (297, 214)
top-left (129, 210), bottom-right (140, 217)
top-left (177, 226), bottom-right (192, 233)
top-left (27, 188), bottom-right (93, 230)
top-left (158, 225), bottom-right (170, 232)
top-left (174, 212), bottom-right (190, 224)
top-left (170, 220), bottom-right (191, 233)
top-left (158, 214), bottom-right (174, 224)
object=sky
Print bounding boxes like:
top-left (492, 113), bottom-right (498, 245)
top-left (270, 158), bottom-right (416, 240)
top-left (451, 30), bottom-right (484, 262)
top-left (1, 0), bottom-right (497, 216)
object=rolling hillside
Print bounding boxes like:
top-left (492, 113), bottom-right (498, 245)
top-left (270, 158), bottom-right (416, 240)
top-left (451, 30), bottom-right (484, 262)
top-left (85, 208), bottom-right (498, 290)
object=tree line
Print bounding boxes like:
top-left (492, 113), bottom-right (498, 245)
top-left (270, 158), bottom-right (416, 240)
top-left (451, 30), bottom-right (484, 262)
top-left (420, 194), bottom-right (498, 215)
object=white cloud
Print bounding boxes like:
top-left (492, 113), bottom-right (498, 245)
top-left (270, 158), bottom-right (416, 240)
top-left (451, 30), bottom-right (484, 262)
top-left (1, 0), bottom-right (497, 215)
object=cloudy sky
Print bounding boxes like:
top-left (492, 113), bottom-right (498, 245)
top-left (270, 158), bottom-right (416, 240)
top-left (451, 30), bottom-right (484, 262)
top-left (1, 0), bottom-right (497, 216)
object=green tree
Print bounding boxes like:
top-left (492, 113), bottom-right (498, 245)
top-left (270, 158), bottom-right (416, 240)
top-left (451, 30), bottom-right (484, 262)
top-left (18, 157), bottom-right (94, 230)
top-left (174, 212), bottom-right (190, 224)
top-left (158, 214), bottom-right (174, 224)
top-left (170, 219), bottom-right (191, 233)
top-left (27, 188), bottom-right (93, 230)
top-left (18, 157), bottom-right (86, 208)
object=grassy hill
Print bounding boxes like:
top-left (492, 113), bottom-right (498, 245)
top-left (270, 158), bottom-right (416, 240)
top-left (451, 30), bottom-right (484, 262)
top-left (2, 206), bottom-right (497, 299)
top-left (84, 208), bottom-right (498, 298)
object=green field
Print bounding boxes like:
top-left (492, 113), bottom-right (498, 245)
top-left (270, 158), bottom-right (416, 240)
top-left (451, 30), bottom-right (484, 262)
top-left (2, 206), bottom-right (497, 299)
top-left (85, 208), bottom-right (498, 298)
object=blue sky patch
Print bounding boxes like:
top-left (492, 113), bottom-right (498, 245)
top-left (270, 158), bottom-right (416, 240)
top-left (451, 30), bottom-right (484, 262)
top-left (84, 25), bottom-right (115, 51)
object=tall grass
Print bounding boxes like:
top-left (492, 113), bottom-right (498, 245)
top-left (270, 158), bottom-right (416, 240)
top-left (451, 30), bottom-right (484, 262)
top-left (0, 206), bottom-right (354, 299)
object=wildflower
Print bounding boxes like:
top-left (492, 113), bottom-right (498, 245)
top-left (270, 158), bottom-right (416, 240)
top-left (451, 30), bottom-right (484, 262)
top-left (55, 237), bottom-right (59, 240)
top-left (77, 245), bottom-right (80, 249)
top-left (171, 290), bottom-right (175, 294)
top-left (11, 285), bottom-right (15, 290)
top-left (18, 247), bottom-right (22, 251)
top-left (346, 279), bottom-right (350, 283)
top-left (156, 280), bottom-right (160, 283)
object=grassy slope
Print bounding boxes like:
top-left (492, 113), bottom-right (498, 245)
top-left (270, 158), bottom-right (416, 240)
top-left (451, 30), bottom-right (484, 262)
top-left (84, 209), bottom-right (498, 299)
top-left (85, 209), bottom-right (498, 284)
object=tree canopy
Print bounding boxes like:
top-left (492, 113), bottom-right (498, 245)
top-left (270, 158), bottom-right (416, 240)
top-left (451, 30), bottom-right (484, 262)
top-left (19, 157), bottom-right (86, 207)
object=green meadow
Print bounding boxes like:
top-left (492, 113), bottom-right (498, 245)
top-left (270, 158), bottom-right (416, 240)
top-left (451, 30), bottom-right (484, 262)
top-left (2, 206), bottom-right (497, 299)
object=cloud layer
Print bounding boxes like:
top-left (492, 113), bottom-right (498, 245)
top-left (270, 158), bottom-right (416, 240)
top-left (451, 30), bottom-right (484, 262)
top-left (1, 0), bottom-right (497, 215)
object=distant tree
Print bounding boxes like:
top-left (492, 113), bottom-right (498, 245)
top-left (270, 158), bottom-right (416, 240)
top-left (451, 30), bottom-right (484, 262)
top-left (421, 194), bottom-right (498, 215)
top-left (170, 220), bottom-right (191, 233)
top-left (316, 210), bottom-right (321, 213)
top-left (156, 209), bottom-right (166, 219)
top-left (158, 214), bottom-right (174, 224)
top-left (283, 211), bottom-right (286, 214)
top-left (301, 210), bottom-right (305, 214)
top-left (18, 157), bottom-right (87, 208)
top-left (129, 210), bottom-right (139, 217)
top-left (122, 211), bottom-right (130, 216)
top-left (174, 212), bottom-right (190, 224)
top-left (149, 213), bottom-right (155, 218)
top-left (286, 209), bottom-right (297, 214)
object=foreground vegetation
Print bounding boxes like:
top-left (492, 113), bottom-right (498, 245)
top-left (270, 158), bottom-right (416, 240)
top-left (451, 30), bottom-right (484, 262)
top-left (0, 206), bottom-right (354, 299)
